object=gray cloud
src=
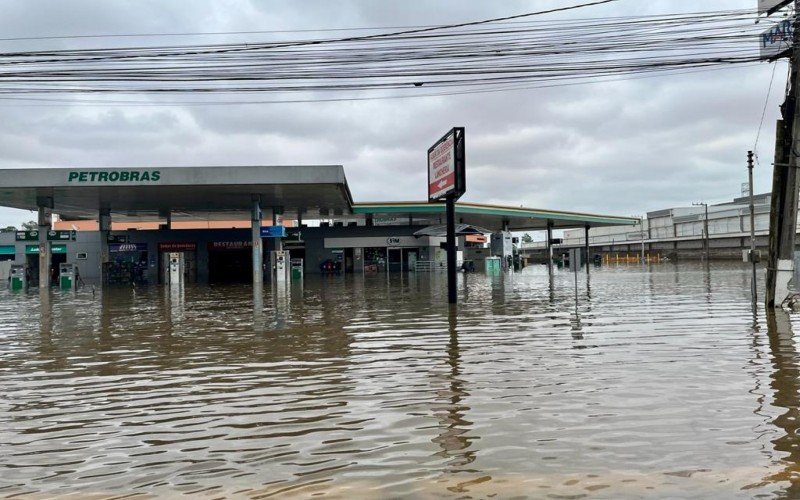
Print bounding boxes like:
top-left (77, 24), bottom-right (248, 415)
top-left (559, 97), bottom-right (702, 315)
top-left (0, 0), bottom-right (782, 228)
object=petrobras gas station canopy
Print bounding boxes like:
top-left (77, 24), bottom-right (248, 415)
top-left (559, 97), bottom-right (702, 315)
top-left (0, 165), bottom-right (637, 231)
top-left (0, 165), bottom-right (354, 221)
top-left (353, 201), bottom-right (637, 232)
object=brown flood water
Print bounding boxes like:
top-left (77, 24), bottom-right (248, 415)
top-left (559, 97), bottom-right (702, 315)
top-left (1, 262), bottom-right (799, 498)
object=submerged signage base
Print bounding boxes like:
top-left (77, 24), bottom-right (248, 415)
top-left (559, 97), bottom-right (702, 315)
top-left (428, 127), bottom-right (466, 202)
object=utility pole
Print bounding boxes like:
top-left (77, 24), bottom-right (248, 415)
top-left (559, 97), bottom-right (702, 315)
top-left (766, 0), bottom-right (800, 307)
top-left (748, 150), bottom-right (759, 303)
top-left (693, 202), bottom-right (709, 261)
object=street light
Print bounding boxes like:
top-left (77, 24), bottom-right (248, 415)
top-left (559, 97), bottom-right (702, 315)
top-left (692, 202), bottom-right (709, 261)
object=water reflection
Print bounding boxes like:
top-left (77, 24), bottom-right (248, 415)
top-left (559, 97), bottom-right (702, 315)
top-left (764, 308), bottom-right (800, 498)
top-left (431, 310), bottom-right (484, 494)
top-left (3, 263), bottom-right (800, 497)
top-left (570, 266), bottom-right (583, 340)
top-left (252, 281), bottom-right (264, 331)
top-left (270, 280), bottom-right (289, 329)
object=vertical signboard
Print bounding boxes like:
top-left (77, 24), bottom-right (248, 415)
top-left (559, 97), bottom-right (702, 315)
top-left (428, 127), bottom-right (466, 201)
top-left (428, 127), bottom-right (466, 305)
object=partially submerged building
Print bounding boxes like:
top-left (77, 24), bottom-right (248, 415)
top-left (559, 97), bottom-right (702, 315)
top-left (533, 193), bottom-right (773, 260)
top-left (0, 165), bottom-right (636, 285)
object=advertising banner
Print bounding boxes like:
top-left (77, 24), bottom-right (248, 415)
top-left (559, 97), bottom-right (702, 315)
top-left (158, 242), bottom-right (197, 252)
top-left (109, 243), bottom-right (147, 253)
top-left (760, 18), bottom-right (793, 60)
top-left (428, 127), bottom-right (465, 201)
top-left (47, 230), bottom-right (76, 241)
top-left (15, 230), bottom-right (39, 241)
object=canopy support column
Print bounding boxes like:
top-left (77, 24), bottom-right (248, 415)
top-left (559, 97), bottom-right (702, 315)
top-left (252, 196), bottom-right (263, 286)
top-left (99, 208), bottom-right (111, 284)
top-left (272, 207), bottom-right (283, 252)
top-left (37, 199), bottom-right (53, 289)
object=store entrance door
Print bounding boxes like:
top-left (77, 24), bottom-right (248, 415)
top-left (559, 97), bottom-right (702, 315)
top-left (344, 248), bottom-right (355, 273)
top-left (404, 249), bottom-right (418, 272)
top-left (387, 248), bottom-right (402, 272)
top-left (50, 253), bottom-right (66, 286)
top-left (25, 254), bottom-right (39, 285)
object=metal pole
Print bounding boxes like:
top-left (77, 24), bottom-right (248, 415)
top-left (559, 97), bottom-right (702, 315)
top-left (704, 204), bottom-right (709, 262)
top-left (446, 194), bottom-right (457, 304)
top-left (748, 150), bottom-right (758, 303)
top-left (546, 221), bottom-right (553, 274)
top-left (584, 225), bottom-right (591, 274)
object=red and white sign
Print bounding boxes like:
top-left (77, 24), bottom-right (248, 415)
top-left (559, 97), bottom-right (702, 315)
top-left (428, 130), bottom-right (456, 200)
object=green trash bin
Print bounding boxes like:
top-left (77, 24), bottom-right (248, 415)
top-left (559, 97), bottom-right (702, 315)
top-left (290, 258), bottom-right (303, 280)
top-left (485, 257), bottom-right (501, 273)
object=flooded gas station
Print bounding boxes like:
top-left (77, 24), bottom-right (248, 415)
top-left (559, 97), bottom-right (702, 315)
top-left (1, 262), bottom-right (800, 498)
top-left (1, 163), bottom-right (796, 498)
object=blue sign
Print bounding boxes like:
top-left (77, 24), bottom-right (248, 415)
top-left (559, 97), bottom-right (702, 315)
top-left (260, 226), bottom-right (287, 238)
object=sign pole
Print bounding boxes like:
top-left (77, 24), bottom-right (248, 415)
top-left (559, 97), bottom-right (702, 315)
top-left (748, 150), bottom-right (759, 305)
top-left (428, 127), bottom-right (465, 306)
top-left (446, 194), bottom-right (457, 304)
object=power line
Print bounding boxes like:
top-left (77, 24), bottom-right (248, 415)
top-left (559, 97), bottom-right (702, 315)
top-left (0, 5), bottom-right (770, 104)
top-left (754, 61), bottom-right (780, 153)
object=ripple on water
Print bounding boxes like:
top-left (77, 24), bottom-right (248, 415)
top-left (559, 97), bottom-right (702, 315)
top-left (0, 263), bottom-right (795, 498)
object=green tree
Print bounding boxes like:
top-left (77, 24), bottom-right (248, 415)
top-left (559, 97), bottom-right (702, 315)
top-left (521, 233), bottom-right (533, 243)
top-left (21, 221), bottom-right (37, 230)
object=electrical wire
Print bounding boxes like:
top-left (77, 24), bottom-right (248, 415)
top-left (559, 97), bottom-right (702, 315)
top-left (0, 4), bottom-right (776, 105)
top-left (755, 61), bottom-right (780, 154)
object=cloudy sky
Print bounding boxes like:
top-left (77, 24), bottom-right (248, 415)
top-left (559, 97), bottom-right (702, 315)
top-left (0, 0), bottom-right (786, 227)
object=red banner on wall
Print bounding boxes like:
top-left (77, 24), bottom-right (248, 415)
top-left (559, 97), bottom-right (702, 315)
top-left (158, 242), bottom-right (197, 252)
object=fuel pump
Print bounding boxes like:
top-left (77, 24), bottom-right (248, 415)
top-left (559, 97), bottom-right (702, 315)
top-left (167, 252), bottom-right (184, 284)
top-left (271, 250), bottom-right (289, 283)
top-left (59, 263), bottom-right (77, 290)
top-left (10, 265), bottom-right (26, 290)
